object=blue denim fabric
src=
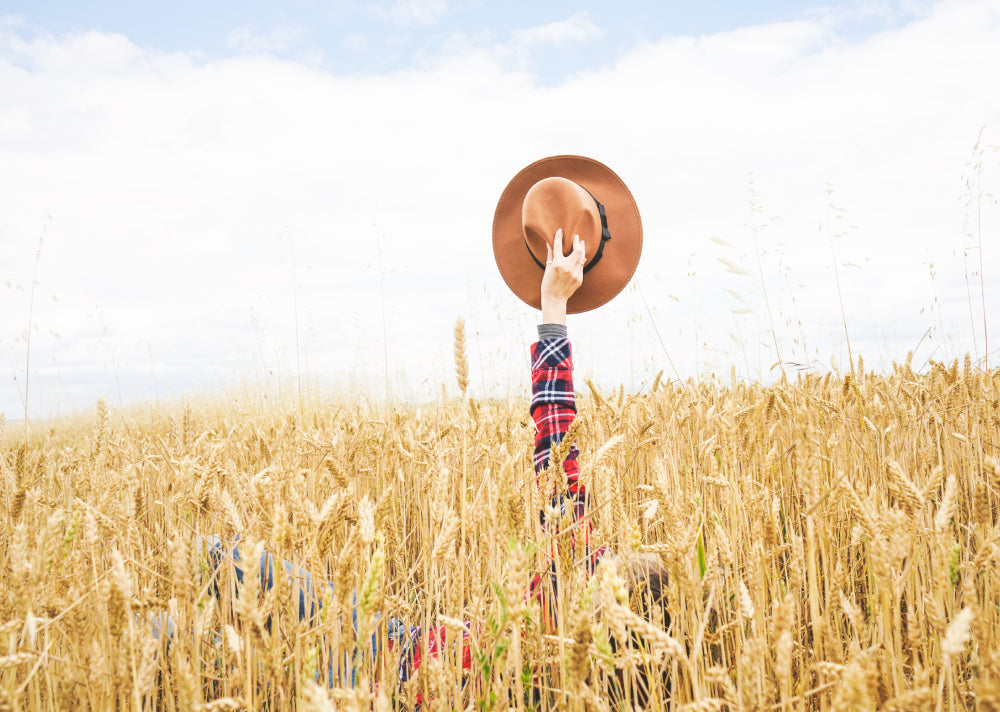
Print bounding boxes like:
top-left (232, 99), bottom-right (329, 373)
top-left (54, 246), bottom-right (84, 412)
top-left (201, 535), bottom-right (341, 624)
top-left (150, 537), bottom-right (410, 689)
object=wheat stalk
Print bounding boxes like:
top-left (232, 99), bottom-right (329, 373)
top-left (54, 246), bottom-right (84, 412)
top-left (453, 317), bottom-right (469, 398)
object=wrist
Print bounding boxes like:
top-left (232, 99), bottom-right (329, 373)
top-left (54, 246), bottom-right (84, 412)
top-left (541, 296), bottom-right (568, 325)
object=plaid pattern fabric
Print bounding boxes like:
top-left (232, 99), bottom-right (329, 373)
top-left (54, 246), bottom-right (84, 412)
top-left (390, 622), bottom-right (472, 687)
top-left (530, 337), bottom-right (583, 496)
top-left (530, 336), bottom-right (595, 583)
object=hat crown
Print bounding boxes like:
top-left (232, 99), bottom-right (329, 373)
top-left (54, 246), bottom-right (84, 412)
top-left (521, 177), bottom-right (602, 264)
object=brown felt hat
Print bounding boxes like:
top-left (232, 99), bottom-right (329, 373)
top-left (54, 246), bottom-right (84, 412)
top-left (492, 155), bottom-right (642, 314)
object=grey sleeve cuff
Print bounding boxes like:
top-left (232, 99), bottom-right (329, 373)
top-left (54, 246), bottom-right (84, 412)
top-left (537, 323), bottom-right (568, 340)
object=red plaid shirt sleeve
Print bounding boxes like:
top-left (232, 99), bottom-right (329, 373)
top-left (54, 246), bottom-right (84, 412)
top-left (530, 337), bottom-right (583, 496)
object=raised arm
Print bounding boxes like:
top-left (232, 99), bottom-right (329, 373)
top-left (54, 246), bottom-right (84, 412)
top-left (530, 229), bottom-right (586, 496)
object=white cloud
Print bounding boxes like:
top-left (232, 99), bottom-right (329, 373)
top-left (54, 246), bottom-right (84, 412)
top-left (510, 11), bottom-right (603, 48)
top-left (2, 0), bottom-right (1000, 416)
top-left (226, 24), bottom-right (305, 54)
top-left (0, 28), bottom-right (143, 75)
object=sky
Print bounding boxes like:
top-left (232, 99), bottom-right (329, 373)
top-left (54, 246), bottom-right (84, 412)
top-left (2, 0), bottom-right (999, 420)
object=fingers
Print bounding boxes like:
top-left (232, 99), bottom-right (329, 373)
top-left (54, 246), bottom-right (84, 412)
top-left (551, 229), bottom-right (587, 263)
top-left (541, 228), bottom-right (585, 308)
top-left (552, 228), bottom-right (564, 261)
top-left (549, 229), bottom-right (586, 281)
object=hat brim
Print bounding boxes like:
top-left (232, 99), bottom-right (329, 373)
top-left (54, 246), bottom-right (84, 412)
top-left (492, 155), bottom-right (642, 314)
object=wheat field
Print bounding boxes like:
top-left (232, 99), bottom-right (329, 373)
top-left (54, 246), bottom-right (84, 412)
top-left (2, 350), bottom-right (1000, 711)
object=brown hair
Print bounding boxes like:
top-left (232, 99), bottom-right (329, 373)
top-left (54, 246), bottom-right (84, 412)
top-left (616, 553), bottom-right (670, 622)
top-left (598, 553), bottom-right (673, 707)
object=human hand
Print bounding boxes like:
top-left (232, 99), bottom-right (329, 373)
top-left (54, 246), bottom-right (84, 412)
top-left (540, 228), bottom-right (585, 325)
